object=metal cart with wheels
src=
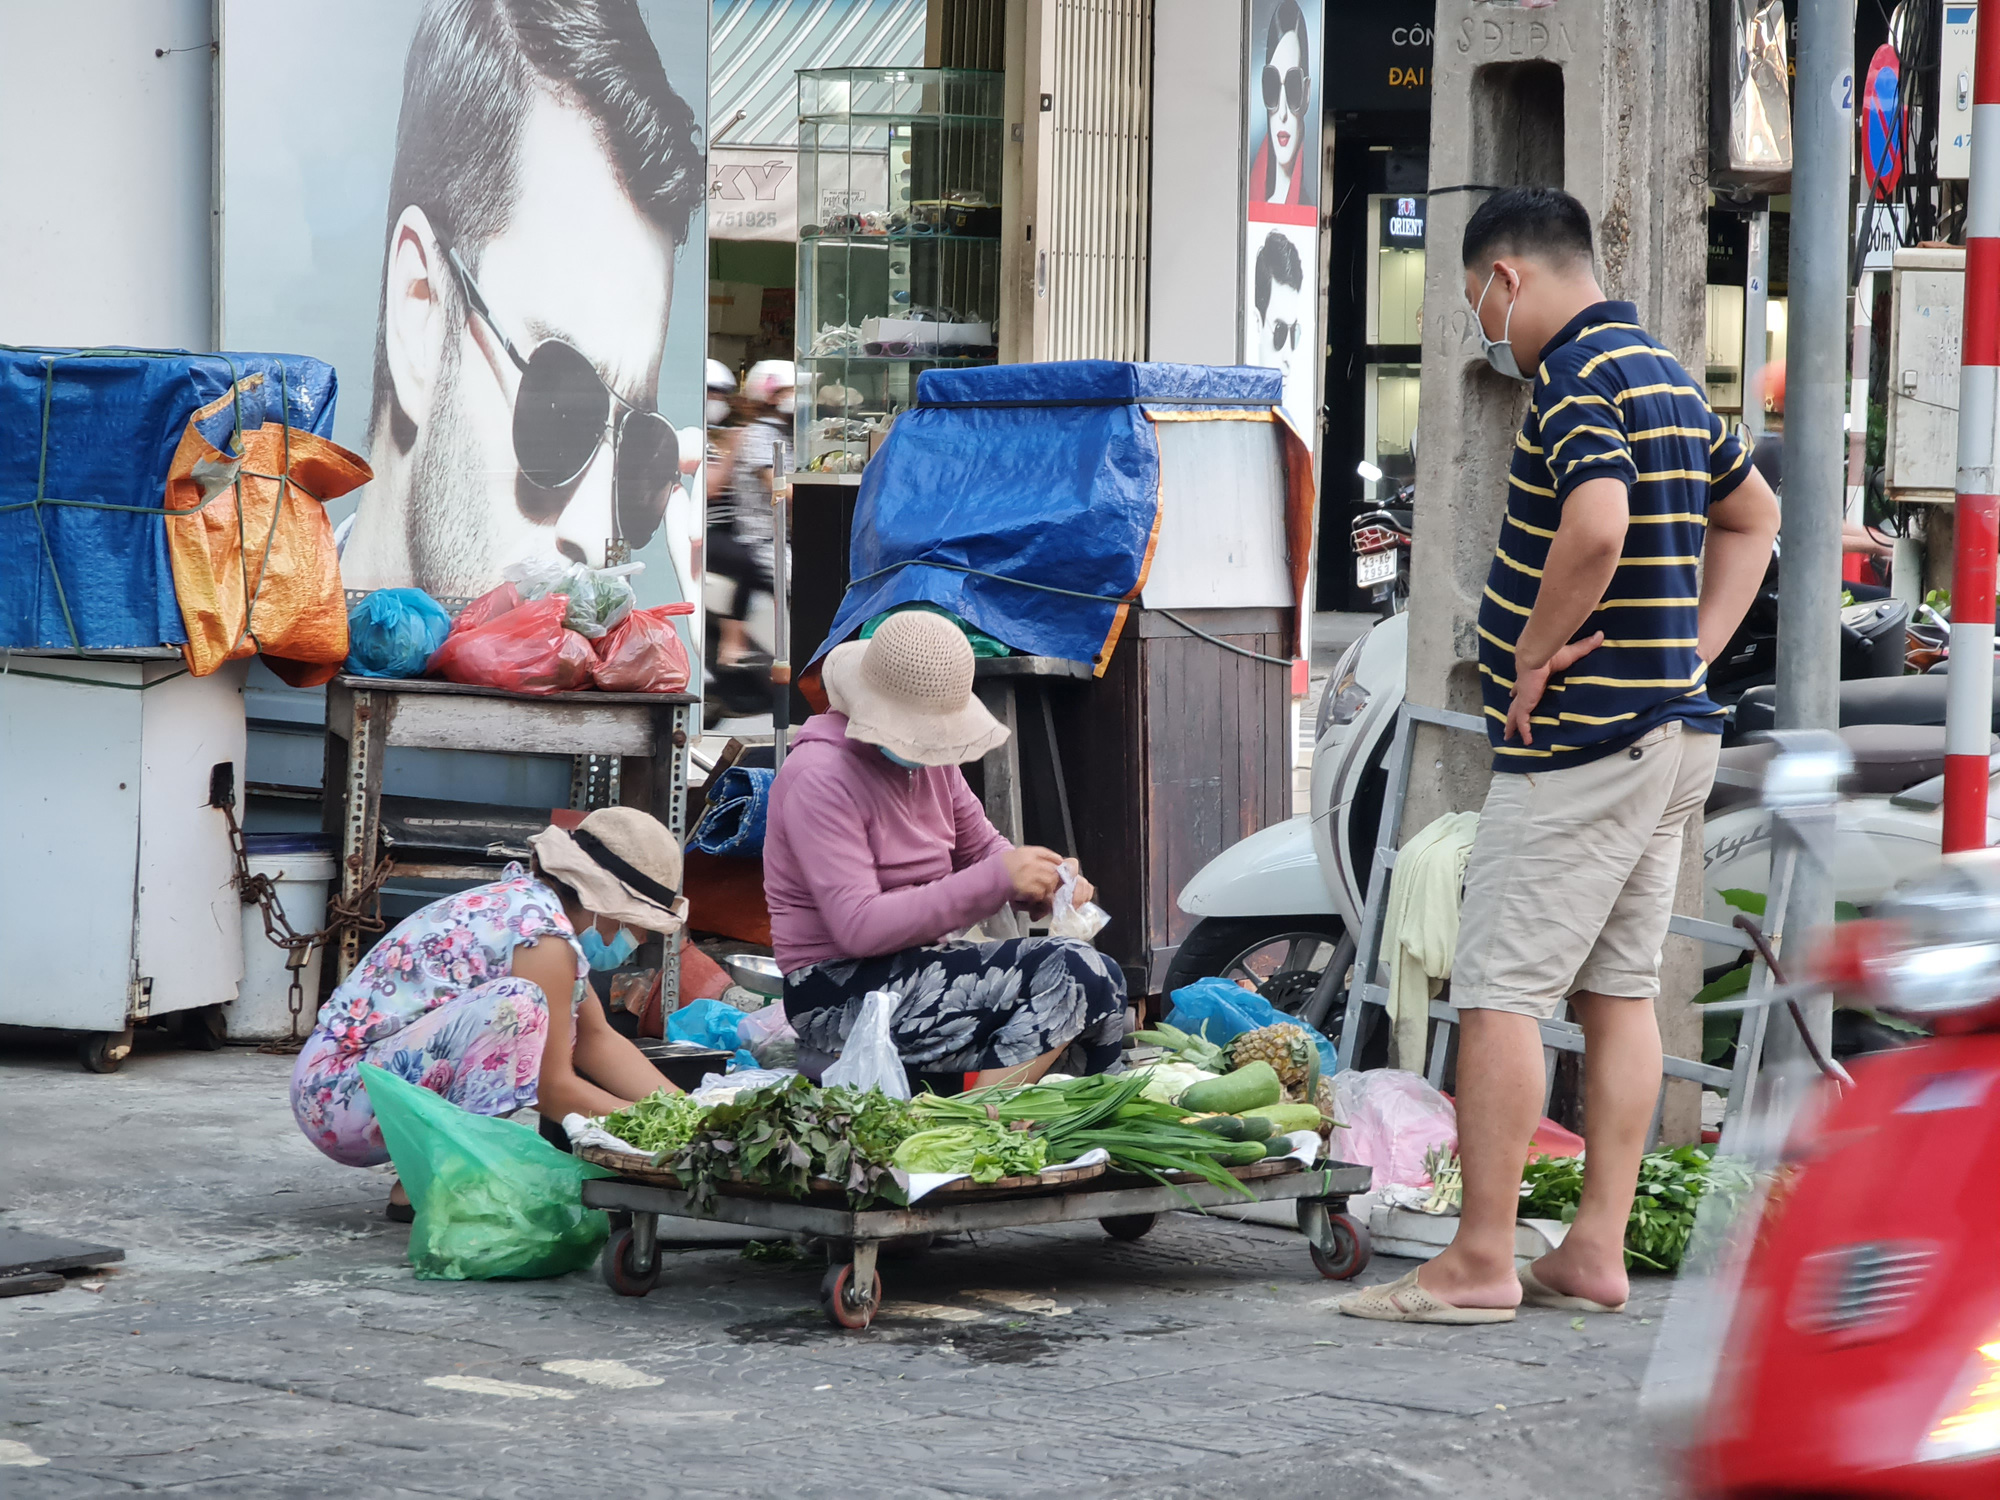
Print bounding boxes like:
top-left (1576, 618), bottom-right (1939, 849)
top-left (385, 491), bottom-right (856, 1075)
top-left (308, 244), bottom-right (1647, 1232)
top-left (581, 1161), bottom-right (1375, 1330)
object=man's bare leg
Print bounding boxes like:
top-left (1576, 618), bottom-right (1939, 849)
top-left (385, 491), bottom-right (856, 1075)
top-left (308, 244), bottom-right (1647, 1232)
top-left (1416, 1007), bottom-right (1544, 1308)
top-left (1526, 989), bottom-right (1660, 1308)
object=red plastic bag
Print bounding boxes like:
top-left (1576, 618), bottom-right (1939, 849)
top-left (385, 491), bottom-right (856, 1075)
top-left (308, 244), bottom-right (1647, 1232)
top-left (450, 582), bottom-right (525, 635)
top-left (592, 603), bottom-right (695, 693)
top-left (428, 594), bottom-right (595, 694)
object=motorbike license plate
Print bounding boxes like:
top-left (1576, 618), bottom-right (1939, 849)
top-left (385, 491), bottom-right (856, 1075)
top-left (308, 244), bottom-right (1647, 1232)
top-left (1355, 549), bottom-right (1397, 588)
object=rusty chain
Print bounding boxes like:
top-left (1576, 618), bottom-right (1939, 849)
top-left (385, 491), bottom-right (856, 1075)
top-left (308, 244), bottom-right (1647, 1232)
top-left (219, 801), bottom-right (393, 1052)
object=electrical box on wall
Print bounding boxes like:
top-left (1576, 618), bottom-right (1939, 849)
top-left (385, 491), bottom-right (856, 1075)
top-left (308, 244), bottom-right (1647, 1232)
top-left (1940, 2), bottom-right (1977, 180)
top-left (1886, 246), bottom-right (1965, 502)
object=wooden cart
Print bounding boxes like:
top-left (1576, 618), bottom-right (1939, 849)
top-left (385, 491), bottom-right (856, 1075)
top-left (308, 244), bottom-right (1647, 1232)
top-left (577, 1153), bottom-right (1374, 1330)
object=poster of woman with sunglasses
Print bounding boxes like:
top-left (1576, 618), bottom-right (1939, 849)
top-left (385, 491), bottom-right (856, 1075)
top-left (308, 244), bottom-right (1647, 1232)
top-left (217, 0), bottom-right (707, 614)
top-left (1242, 0), bottom-right (1322, 437)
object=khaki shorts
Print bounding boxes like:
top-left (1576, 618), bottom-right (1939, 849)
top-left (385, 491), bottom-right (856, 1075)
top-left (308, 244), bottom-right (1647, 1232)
top-left (1451, 720), bottom-right (1720, 1018)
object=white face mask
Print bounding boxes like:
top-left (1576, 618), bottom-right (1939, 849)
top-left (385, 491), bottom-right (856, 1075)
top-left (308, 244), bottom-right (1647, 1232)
top-left (706, 397), bottom-right (729, 425)
top-left (775, 393), bottom-right (796, 415)
top-left (1472, 269), bottom-right (1528, 382)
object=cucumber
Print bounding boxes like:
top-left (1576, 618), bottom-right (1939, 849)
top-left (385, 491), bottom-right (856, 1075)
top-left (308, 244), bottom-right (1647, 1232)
top-left (1215, 1138), bottom-right (1269, 1167)
top-left (1177, 1061), bottom-right (1283, 1114)
top-left (1261, 1138), bottom-right (1296, 1159)
top-left (1185, 1115), bottom-right (1248, 1141)
top-left (1231, 1114), bottom-right (1275, 1142)
top-left (1239, 1103), bottom-right (1322, 1135)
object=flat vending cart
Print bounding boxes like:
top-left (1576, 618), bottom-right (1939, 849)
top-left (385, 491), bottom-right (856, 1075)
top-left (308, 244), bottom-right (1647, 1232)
top-left (577, 1146), bottom-right (1374, 1330)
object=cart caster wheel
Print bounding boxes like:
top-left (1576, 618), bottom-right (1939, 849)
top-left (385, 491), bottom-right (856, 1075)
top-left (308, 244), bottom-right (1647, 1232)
top-left (1308, 1213), bottom-right (1371, 1280)
top-left (182, 1005), bottom-right (228, 1051)
top-left (1099, 1213), bottom-right (1158, 1242)
top-left (80, 1030), bottom-right (132, 1075)
top-left (820, 1261), bottom-right (882, 1330)
top-left (601, 1226), bottom-right (661, 1297)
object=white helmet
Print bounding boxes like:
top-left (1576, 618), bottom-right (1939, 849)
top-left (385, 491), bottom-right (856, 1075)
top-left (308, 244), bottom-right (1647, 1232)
top-left (743, 359), bottom-right (797, 406)
top-left (705, 358), bottom-right (737, 393)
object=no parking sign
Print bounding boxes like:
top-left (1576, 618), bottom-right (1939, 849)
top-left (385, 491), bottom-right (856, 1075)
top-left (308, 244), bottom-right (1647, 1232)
top-left (1863, 43), bottom-right (1904, 197)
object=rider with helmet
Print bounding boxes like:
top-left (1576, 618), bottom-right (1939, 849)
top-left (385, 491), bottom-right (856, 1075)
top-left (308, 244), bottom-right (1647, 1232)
top-left (708, 358), bottom-right (793, 669)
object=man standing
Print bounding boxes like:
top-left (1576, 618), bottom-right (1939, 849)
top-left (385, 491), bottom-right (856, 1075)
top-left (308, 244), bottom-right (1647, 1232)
top-left (1339, 187), bottom-right (1781, 1324)
top-left (340, 0), bottom-right (704, 599)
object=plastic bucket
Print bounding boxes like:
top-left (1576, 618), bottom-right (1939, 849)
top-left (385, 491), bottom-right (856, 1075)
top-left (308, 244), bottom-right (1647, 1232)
top-left (227, 851), bottom-right (336, 1042)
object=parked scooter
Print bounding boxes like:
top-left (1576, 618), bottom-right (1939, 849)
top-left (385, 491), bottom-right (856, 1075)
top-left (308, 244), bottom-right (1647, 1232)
top-left (1704, 543), bottom-right (1910, 714)
top-left (1166, 608), bottom-right (2000, 1035)
top-left (1349, 461), bottom-right (1412, 619)
top-left (1678, 851), bottom-right (2000, 1496)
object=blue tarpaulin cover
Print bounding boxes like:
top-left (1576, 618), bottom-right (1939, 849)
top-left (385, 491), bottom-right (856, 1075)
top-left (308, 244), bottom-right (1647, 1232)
top-left (808, 361), bottom-right (1284, 679)
top-left (0, 347), bottom-right (338, 651)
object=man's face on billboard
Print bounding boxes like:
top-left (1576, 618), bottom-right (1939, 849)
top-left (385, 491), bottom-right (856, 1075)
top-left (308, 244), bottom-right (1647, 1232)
top-left (1257, 277), bottom-right (1305, 388)
top-left (405, 93), bottom-right (673, 596)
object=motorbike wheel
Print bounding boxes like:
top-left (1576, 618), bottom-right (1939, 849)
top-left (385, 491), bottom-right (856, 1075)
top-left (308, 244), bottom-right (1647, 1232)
top-left (1160, 916), bottom-right (1355, 1035)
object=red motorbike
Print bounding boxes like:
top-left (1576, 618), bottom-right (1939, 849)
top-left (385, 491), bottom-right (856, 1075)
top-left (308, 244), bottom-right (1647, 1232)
top-left (1685, 850), bottom-right (2000, 1497)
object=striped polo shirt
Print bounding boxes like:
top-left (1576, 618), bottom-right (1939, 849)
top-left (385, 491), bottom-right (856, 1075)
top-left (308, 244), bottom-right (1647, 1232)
top-left (1478, 300), bottom-right (1750, 771)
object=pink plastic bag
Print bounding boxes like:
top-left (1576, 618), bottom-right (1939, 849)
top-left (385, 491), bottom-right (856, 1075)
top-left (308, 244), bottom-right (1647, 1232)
top-left (592, 603), bottom-right (695, 693)
top-left (428, 594), bottom-right (594, 694)
top-left (1330, 1069), bottom-right (1458, 1189)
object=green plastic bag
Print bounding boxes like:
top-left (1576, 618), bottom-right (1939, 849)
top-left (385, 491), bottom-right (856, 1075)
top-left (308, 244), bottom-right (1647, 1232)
top-left (359, 1064), bottom-right (615, 1280)
top-left (860, 602), bottom-right (1011, 657)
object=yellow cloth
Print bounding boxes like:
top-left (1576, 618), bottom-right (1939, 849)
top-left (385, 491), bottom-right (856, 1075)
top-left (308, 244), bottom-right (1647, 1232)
top-left (1379, 810), bottom-right (1479, 1073)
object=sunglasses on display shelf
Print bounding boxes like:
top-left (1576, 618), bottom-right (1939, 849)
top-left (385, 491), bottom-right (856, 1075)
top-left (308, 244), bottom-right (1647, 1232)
top-left (1262, 64), bottom-right (1309, 113)
top-left (443, 245), bottom-right (677, 548)
top-left (1268, 318), bottom-right (1301, 352)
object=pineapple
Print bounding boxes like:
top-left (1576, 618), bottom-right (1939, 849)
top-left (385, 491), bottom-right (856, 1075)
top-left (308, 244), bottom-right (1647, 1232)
top-left (1315, 1074), bottom-right (1337, 1122)
top-left (1228, 1023), bottom-right (1316, 1092)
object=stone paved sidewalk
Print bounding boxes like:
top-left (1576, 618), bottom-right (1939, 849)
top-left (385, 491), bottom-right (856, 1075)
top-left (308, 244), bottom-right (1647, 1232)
top-left (1, 1045), bottom-right (1679, 1498)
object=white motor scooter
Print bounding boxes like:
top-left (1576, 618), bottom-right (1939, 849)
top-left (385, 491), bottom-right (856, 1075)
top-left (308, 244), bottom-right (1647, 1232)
top-left (1167, 611), bottom-right (2000, 1029)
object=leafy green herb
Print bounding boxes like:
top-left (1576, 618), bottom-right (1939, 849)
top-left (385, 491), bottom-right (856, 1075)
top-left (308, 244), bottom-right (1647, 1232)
top-left (1519, 1146), bottom-right (1756, 1272)
top-left (740, 1239), bottom-right (803, 1263)
top-left (675, 1076), bottom-right (915, 1212)
top-left (602, 1089), bottom-right (708, 1157)
top-left (893, 1123), bottom-right (1049, 1181)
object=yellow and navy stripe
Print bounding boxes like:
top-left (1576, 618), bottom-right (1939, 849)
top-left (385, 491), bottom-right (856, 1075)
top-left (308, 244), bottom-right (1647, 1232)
top-left (1478, 301), bottom-right (1751, 771)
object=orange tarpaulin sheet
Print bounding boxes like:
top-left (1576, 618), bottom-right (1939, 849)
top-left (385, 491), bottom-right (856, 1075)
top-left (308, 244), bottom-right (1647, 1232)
top-left (163, 412), bottom-right (370, 686)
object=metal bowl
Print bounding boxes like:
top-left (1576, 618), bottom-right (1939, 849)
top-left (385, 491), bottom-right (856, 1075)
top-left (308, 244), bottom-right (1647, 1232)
top-left (720, 952), bottom-right (784, 997)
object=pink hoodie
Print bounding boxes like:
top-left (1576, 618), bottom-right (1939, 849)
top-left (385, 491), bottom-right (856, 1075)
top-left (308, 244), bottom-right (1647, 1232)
top-left (763, 713), bottom-right (1017, 973)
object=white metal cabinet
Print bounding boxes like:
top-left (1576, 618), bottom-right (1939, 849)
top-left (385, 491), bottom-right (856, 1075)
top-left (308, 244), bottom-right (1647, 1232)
top-left (0, 655), bottom-right (246, 1060)
top-left (1885, 246), bottom-right (1965, 503)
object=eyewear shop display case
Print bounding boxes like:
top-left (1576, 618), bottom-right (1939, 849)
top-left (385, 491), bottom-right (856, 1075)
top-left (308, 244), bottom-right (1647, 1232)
top-left (795, 68), bottom-right (1002, 473)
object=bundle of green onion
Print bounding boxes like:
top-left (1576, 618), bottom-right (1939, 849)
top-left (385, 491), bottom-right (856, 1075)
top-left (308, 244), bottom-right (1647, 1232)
top-left (909, 1073), bottom-right (1253, 1194)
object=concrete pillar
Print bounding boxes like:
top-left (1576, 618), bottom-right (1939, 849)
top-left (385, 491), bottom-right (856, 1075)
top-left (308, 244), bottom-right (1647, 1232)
top-left (1406, 0), bottom-right (1710, 1141)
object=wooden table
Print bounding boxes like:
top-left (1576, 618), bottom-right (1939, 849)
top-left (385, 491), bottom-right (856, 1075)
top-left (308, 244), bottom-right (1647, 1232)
top-left (321, 676), bottom-right (697, 980)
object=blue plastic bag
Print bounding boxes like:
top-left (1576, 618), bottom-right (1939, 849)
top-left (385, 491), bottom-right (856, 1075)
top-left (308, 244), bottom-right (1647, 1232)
top-left (688, 765), bottom-right (774, 856)
top-left (345, 588), bottom-right (452, 678)
top-left (1164, 977), bottom-right (1337, 1073)
top-left (668, 998), bottom-right (746, 1051)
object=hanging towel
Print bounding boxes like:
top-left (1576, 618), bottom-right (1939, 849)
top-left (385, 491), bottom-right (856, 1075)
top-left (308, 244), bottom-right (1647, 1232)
top-left (1379, 811), bottom-right (1480, 1073)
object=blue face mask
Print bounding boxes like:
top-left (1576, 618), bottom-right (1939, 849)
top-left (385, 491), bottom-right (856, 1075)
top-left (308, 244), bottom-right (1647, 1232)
top-left (880, 746), bottom-right (925, 769)
top-left (580, 924), bottom-right (640, 972)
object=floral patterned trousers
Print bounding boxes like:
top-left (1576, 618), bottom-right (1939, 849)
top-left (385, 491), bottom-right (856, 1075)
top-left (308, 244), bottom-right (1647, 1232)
top-left (784, 936), bottom-right (1127, 1079)
top-left (290, 977), bottom-right (550, 1168)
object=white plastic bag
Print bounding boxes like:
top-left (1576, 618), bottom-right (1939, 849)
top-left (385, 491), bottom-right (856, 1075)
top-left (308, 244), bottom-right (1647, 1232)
top-left (1046, 865), bottom-right (1110, 941)
top-left (819, 990), bottom-right (911, 1099)
top-left (1330, 1068), bottom-right (1457, 1189)
top-left (737, 1002), bottom-right (799, 1069)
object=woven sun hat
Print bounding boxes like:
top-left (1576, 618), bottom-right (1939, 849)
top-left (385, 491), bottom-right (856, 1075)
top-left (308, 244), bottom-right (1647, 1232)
top-left (820, 608), bottom-right (1009, 766)
top-left (527, 806), bottom-right (687, 935)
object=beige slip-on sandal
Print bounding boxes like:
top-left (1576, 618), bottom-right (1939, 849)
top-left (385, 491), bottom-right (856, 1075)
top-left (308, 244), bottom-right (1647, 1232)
top-left (1517, 1262), bottom-right (1626, 1314)
top-left (1334, 1269), bottom-right (1518, 1324)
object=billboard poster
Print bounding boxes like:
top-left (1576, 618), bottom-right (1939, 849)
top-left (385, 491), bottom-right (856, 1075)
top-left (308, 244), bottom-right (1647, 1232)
top-left (1242, 0), bottom-right (1322, 439)
top-left (218, 0), bottom-right (708, 617)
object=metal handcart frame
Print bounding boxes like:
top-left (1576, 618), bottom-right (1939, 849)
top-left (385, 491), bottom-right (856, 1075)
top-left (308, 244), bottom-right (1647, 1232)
top-left (581, 1162), bottom-right (1374, 1329)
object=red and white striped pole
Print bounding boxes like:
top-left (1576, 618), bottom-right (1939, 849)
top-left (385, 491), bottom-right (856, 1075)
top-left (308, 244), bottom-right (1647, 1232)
top-left (1944, 3), bottom-right (2000, 853)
